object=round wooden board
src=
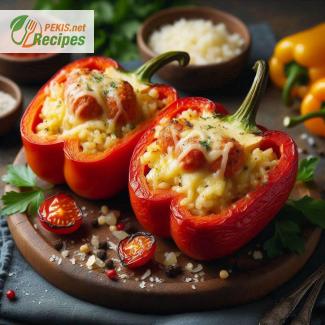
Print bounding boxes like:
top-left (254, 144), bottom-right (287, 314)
top-left (6, 149), bottom-right (322, 313)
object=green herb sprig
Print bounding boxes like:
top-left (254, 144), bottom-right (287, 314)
top-left (1, 165), bottom-right (46, 216)
top-left (264, 156), bottom-right (325, 258)
top-left (34, 0), bottom-right (191, 61)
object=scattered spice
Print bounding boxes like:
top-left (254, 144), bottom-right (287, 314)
top-left (6, 289), bottom-right (16, 301)
top-left (109, 225), bottom-right (117, 232)
top-left (185, 262), bottom-right (193, 272)
top-left (91, 235), bottom-right (99, 249)
top-left (86, 255), bottom-right (96, 269)
top-left (80, 243), bottom-right (90, 254)
top-left (124, 224), bottom-right (138, 234)
top-left (91, 218), bottom-right (99, 228)
top-left (165, 265), bottom-right (183, 278)
top-left (101, 205), bottom-right (109, 214)
top-left (141, 269), bottom-right (151, 280)
top-left (106, 269), bottom-right (118, 280)
top-left (61, 250), bottom-right (69, 258)
top-left (163, 252), bottom-right (178, 266)
top-left (116, 222), bottom-right (125, 231)
top-left (191, 264), bottom-right (203, 273)
top-left (54, 240), bottom-right (63, 251)
top-left (219, 269), bottom-right (229, 280)
top-left (105, 259), bottom-right (114, 269)
top-left (98, 215), bottom-right (107, 226)
top-left (252, 250), bottom-right (263, 260)
top-left (98, 241), bottom-right (107, 250)
top-left (96, 249), bottom-right (107, 260)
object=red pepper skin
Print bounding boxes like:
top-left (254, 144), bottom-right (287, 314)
top-left (129, 97), bottom-right (298, 260)
top-left (21, 57), bottom-right (177, 199)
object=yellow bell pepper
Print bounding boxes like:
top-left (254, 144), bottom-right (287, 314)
top-left (269, 23), bottom-right (325, 106)
top-left (284, 78), bottom-right (325, 136)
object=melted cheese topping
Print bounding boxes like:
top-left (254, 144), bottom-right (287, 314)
top-left (141, 109), bottom-right (278, 216)
top-left (36, 68), bottom-right (168, 154)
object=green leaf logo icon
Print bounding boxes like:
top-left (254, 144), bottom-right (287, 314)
top-left (10, 15), bottom-right (29, 45)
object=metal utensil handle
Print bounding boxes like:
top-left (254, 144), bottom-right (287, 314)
top-left (290, 275), bottom-right (325, 325)
top-left (259, 264), bottom-right (325, 325)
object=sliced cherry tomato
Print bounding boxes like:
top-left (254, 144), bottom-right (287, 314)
top-left (118, 232), bottom-right (156, 269)
top-left (38, 193), bottom-right (83, 235)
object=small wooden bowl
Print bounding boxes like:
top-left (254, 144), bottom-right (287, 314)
top-left (0, 53), bottom-right (70, 84)
top-left (137, 6), bottom-right (251, 92)
top-left (0, 75), bottom-right (23, 136)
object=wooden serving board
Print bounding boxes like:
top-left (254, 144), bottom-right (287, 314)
top-left (6, 149), bottom-right (321, 313)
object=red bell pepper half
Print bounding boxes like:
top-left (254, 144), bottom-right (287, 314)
top-left (21, 52), bottom-right (189, 199)
top-left (129, 60), bottom-right (298, 260)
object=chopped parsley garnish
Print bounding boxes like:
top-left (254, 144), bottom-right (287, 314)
top-left (206, 125), bottom-right (215, 130)
top-left (110, 81), bottom-right (117, 89)
top-left (86, 83), bottom-right (93, 91)
top-left (93, 73), bottom-right (103, 82)
top-left (199, 140), bottom-right (211, 151)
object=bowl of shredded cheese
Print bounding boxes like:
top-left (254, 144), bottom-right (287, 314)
top-left (137, 6), bottom-right (251, 91)
top-left (0, 75), bottom-right (22, 135)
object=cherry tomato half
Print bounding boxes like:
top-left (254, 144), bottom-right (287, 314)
top-left (118, 232), bottom-right (156, 269)
top-left (38, 193), bottom-right (83, 235)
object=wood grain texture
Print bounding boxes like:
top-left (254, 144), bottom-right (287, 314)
top-left (5, 150), bottom-right (322, 313)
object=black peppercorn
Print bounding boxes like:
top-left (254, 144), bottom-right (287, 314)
top-left (54, 240), bottom-right (63, 251)
top-left (91, 219), bottom-right (99, 228)
top-left (124, 224), bottom-right (138, 234)
top-left (98, 241), bottom-right (107, 249)
top-left (96, 249), bottom-right (107, 260)
top-left (105, 259), bottom-right (114, 269)
top-left (165, 265), bottom-right (182, 278)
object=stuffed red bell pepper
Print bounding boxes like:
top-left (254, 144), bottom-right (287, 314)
top-left (21, 52), bottom-right (189, 199)
top-left (129, 60), bottom-right (298, 260)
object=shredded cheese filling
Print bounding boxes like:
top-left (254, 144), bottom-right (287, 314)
top-left (36, 67), bottom-right (168, 154)
top-left (141, 109), bottom-right (279, 216)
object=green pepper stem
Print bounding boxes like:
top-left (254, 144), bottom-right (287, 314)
top-left (282, 62), bottom-right (308, 106)
top-left (134, 51), bottom-right (190, 83)
top-left (226, 60), bottom-right (267, 134)
top-left (284, 105), bottom-right (325, 128)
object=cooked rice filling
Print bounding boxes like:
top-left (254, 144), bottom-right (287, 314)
top-left (36, 67), bottom-right (167, 154)
top-left (141, 108), bottom-right (278, 216)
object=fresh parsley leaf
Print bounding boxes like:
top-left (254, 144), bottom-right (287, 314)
top-left (1, 190), bottom-right (44, 216)
top-left (1, 165), bottom-right (47, 217)
top-left (264, 192), bottom-right (325, 258)
top-left (289, 196), bottom-right (325, 228)
top-left (199, 140), bottom-right (211, 151)
top-left (297, 157), bottom-right (320, 182)
top-left (263, 234), bottom-right (284, 258)
top-left (264, 217), bottom-right (305, 258)
top-left (2, 164), bottom-right (36, 187)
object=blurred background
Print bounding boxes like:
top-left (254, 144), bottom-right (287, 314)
top-left (0, 0), bottom-right (324, 60)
